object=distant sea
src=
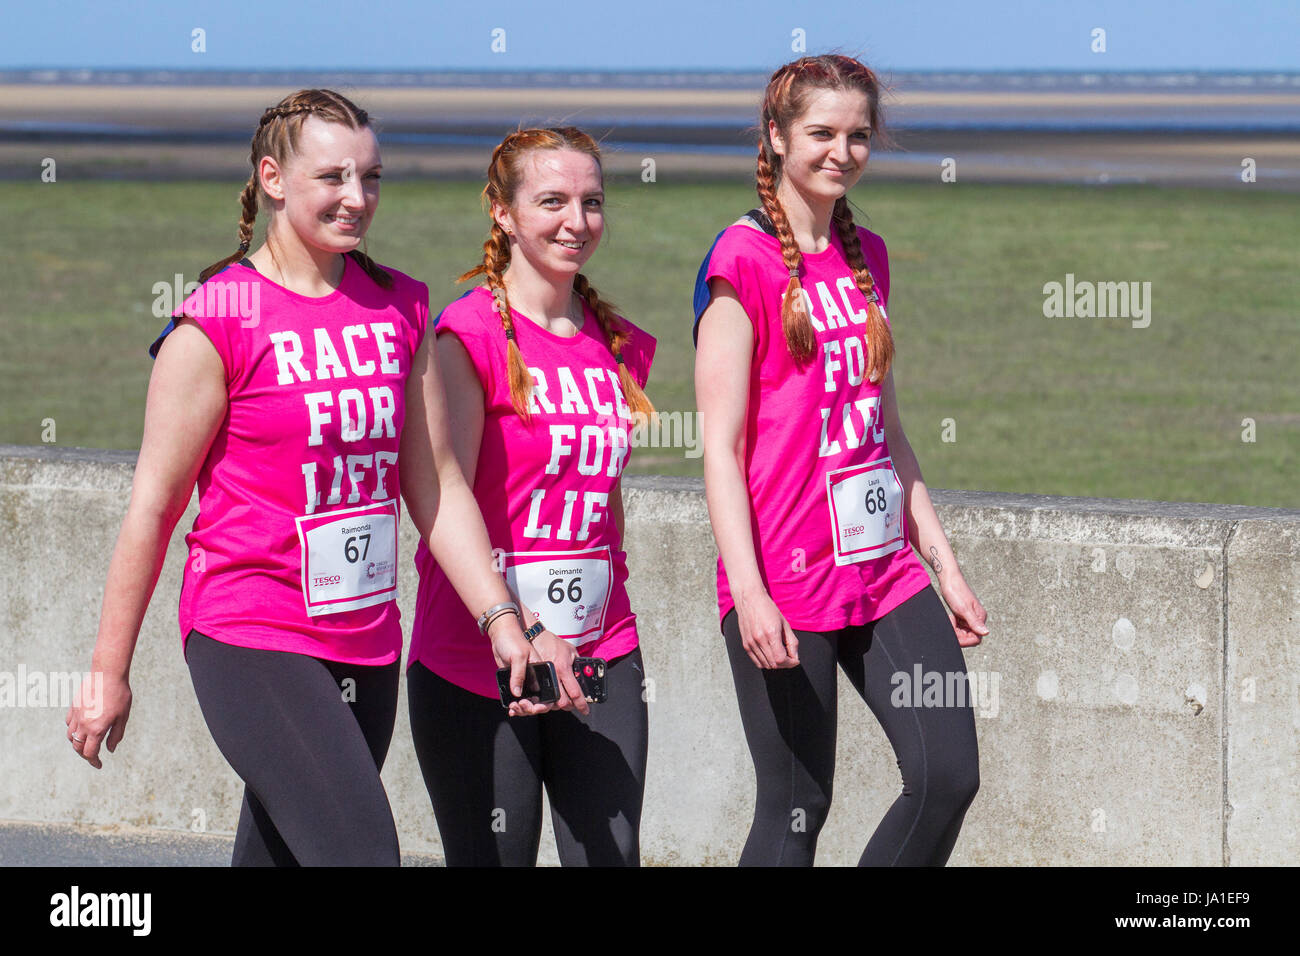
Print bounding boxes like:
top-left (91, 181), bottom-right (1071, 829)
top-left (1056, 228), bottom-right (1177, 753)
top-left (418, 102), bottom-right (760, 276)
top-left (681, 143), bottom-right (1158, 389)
top-left (7, 67), bottom-right (1300, 93)
top-left (4, 69), bottom-right (1299, 150)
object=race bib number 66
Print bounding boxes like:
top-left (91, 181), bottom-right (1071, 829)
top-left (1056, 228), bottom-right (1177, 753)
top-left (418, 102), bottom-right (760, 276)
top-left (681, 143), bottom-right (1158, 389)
top-left (501, 546), bottom-right (612, 646)
top-left (295, 500), bottom-right (399, 616)
top-left (825, 458), bottom-right (906, 566)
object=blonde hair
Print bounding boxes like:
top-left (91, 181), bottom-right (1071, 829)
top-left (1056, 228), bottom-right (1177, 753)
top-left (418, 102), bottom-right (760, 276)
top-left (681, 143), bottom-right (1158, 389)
top-left (199, 88), bottom-right (391, 289)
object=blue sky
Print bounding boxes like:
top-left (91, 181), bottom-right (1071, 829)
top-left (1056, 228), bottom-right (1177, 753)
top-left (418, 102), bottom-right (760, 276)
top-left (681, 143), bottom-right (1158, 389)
top-left (3, 0), bottom-right (1298, 71)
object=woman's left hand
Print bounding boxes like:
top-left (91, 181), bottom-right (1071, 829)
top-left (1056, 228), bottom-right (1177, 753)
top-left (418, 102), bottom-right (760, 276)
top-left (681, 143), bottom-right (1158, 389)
top-left (939, 576), bottom-right (989, 647)
top-left (518, 629), bottom-right (590, 718)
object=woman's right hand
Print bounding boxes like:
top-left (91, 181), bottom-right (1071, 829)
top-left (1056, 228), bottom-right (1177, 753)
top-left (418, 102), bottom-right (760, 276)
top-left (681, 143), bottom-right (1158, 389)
top-left (65, 672), bottom-right (132, 770)
top-left (735, 586), bottom-right (800, 669)
top-left (488, 612), bottom-right (589, 718)
top-left (697, 280), bottom-right (796, 671)
top-left (488, 614), bottom-right (535, 696)
top-left (485, 614), bottom-right (553, 718)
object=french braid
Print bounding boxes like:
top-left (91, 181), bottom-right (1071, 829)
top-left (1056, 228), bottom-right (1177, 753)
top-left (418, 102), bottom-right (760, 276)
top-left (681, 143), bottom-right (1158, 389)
top-left (199, 90), bottom-right (392, 290)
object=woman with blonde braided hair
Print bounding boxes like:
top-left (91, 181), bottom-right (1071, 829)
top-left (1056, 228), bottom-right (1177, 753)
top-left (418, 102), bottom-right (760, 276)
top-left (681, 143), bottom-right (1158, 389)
top-left (693, 55), bottom-right (987, 865)
top-left (65, 90), bottom-right (538, 865)
top-left (408, 126), bottom-right (657, 866)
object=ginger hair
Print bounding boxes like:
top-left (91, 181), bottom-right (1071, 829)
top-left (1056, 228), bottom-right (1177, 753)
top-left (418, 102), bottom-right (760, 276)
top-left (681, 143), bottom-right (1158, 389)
top-left (758, 55), bottom-right (894, 379)
top-left (459, 127), bottom-right (655, 422)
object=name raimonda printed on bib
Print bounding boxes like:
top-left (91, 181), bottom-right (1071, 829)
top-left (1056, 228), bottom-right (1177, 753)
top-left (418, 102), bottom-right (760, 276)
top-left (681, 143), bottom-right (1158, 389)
top-left (270, 322), bottom-right (406, 617)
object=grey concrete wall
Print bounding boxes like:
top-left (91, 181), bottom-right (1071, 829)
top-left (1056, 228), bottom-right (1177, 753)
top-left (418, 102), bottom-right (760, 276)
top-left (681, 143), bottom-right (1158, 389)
top-left (2, 445), bottom-right (1297, 865)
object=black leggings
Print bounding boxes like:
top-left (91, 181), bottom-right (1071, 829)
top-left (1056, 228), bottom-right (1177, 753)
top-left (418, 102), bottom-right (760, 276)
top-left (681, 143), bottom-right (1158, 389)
top-left (185, 630), bottom-right (401, 866)
top-left (407, 648), bottom-right (648, 866)
top-left (723, 586), bottom-right (980, 866)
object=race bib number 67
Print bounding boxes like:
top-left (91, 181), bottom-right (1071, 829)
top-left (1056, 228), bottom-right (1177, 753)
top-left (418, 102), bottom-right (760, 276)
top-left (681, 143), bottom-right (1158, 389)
top-left (295, 500), bottom-right (398, 616)
top-left (825, 458), bottom-right (906, 566)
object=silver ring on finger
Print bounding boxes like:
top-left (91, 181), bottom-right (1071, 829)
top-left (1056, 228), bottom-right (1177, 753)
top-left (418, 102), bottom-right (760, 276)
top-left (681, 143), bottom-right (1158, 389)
top-left (71, 734), bottom-right (85, 743)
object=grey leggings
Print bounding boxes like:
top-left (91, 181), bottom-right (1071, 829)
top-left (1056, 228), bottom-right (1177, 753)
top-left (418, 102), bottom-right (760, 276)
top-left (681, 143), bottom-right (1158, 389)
top-left (407, 648), bottom-right (649, 866)
top-left (722, 585), bottom-right (980, 866)
top-left (186, 630), bottom-right (401, 866)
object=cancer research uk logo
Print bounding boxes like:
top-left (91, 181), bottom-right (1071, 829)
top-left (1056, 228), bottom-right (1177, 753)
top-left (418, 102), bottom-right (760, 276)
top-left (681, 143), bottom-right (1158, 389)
top-left (152, 273), bottom-right (261, 327)
top-left (1042, 273), bottom-right (1151, 328)
top-left (365, 559), bottom-right (394, 581)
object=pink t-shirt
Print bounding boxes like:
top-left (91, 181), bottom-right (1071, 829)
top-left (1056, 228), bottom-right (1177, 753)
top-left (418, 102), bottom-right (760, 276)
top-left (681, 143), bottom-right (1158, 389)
top-left (150, 256), bottom-right (429, 665)
top-left (692, 219), bottom-right (932, 631)
top-left (409, 285), bottom-right (656, 699)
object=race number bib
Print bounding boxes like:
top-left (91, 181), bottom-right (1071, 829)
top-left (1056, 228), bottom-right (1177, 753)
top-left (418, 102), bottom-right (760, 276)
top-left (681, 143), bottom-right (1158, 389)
top-left (294, 500), bottom-right (398, 616)
top-left (501, 546), bottom-right (612, 646)
top-left (825, 458), bottom-right (906, 565)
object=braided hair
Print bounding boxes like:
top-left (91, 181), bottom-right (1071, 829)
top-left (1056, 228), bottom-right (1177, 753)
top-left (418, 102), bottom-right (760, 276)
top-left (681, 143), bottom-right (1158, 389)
top-left (757, 55), bottom-right (894, 380)
top-left (458, 127), bottom-right (655, 423)
top-left (198, 89), bottom-right (392, 290)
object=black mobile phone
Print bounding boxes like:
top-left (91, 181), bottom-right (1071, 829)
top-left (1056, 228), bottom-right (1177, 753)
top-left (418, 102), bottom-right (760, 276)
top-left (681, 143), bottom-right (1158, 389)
top-left (572, 657), bottom-right (607, 704)
top-left (496, 661), bottom-right (560, 709)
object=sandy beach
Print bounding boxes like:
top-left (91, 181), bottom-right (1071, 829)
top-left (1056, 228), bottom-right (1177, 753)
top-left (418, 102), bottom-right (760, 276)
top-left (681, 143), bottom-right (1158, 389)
top-left (3, 84), bottom-right (1298, 189)
top-left (8, 83), bottom-right (1300, 121)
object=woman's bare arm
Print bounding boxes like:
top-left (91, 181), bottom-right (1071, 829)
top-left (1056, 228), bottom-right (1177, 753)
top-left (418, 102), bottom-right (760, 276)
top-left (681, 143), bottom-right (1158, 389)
top-left (398, 328), bottom-right (577, 710)
top-left (695, 276), bottom-right (799, 668)
top-left (68, 318), bottom-right (228, 767)
top-left (879, 368), bottom-right (988, 646)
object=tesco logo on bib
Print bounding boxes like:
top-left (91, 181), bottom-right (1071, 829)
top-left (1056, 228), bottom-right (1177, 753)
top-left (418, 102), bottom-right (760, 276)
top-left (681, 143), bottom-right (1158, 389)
top-left (313, 574), bottom-right (343, 587)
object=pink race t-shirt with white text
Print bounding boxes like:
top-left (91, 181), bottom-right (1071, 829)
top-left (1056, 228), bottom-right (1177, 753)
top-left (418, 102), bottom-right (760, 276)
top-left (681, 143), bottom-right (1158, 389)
top-left (409, 285), bottom-right (655, 699)
top-left (693, 221), bottom-right (931, 631)
top-left (152, 257), bottom-right (429, 665)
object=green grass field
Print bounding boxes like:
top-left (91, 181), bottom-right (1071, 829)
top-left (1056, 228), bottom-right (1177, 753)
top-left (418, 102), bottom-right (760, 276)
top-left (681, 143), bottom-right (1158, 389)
top-left (1, 179), bottom-right (1296, 507)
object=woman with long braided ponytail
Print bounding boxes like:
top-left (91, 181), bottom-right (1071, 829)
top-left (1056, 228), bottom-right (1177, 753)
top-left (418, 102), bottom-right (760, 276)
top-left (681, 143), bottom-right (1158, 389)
top-left (64, 90), bottom-right (537, 865)
top-left (693, 55), bottom-right (987, 865)
top-left (407, 127), bottom-right (657, 866)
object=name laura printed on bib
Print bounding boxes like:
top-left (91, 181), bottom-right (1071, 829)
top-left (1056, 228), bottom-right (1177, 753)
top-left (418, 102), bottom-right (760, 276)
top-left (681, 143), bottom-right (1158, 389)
top-left (794, 274), bottom-right (908, 565)
top-left (694, 223), bottom-right (932, 631)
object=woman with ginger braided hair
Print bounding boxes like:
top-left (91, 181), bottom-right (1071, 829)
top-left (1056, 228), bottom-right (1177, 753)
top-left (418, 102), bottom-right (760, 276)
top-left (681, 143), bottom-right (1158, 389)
top-left (407, 126), bottom-right (657, 866)
top-left (693, 55), bottom-right (987, 866)
top-left (64, 89), bottom-right (539, 865)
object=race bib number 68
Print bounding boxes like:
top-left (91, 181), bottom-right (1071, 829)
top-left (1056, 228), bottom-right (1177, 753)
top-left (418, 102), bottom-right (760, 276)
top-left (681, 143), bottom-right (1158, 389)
top-left (825, 458), bottom-right (906, 566)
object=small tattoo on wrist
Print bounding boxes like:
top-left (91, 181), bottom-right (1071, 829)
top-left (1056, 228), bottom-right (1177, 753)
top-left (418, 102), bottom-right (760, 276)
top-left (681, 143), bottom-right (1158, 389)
top-left (929, 547), bottom-right (944, 573)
